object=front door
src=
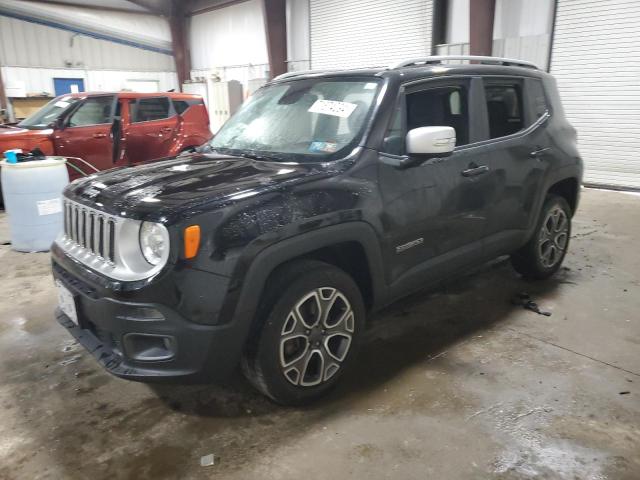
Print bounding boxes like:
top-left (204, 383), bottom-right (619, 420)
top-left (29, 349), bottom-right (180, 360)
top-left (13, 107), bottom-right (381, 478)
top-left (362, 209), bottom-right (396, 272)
top-left (378, 78), bottom-right (493, 296)
top-left (123, 96), bottom-right (179, 163)
top-left (52, 95), bottom-right (116, 177)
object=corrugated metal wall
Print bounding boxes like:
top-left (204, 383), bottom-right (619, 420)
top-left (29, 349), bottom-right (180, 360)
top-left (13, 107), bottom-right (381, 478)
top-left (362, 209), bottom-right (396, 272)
top-left (551, 0), bottom-right (640, 189)
top-left (0, 0), bottom-right (171, 52)
top-left (0, 13), bottom-right (178, 98)
top-left (0, 16), bottom-right (174, 71)
top-left (309, 0), bottom-right (433, 69)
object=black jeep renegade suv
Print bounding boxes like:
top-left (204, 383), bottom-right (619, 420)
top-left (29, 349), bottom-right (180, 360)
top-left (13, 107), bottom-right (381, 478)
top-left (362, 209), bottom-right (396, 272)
top-left (52, 56), bottom-right (582, 404)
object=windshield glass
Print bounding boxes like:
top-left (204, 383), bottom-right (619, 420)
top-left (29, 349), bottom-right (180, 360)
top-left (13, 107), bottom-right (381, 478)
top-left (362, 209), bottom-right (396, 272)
top-left (210, 78), bottom-right (382, 162)
top-left (17, 96), bottom-right (81, 129)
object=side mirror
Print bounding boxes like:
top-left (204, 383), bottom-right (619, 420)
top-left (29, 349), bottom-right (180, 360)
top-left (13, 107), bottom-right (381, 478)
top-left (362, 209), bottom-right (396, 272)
top-left (50, 117), bottom-right (65, 130)
top-left (406, 126), bottom-right (456, 158)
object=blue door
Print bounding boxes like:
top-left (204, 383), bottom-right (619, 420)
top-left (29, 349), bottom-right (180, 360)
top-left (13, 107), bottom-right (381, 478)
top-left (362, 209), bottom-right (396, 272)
top-left (53, 78), bottom-right (85, 96)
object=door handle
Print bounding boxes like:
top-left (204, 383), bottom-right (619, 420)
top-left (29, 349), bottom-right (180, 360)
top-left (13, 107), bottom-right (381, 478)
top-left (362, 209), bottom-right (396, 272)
top-left (92, 133), bottom-right (107, 139)
top-left (461, 165), bottom-right (489, 177)
top-left (160, 127), bottom-right (173, 133)
top-left (529, 147), bottom-right (551, 158)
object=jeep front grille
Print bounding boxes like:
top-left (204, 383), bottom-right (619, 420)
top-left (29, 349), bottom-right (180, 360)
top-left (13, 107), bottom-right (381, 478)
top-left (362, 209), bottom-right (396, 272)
top-left (57, 198), bottom-right (168, 282)
top-left (63, 200), bottom-right (116, 263)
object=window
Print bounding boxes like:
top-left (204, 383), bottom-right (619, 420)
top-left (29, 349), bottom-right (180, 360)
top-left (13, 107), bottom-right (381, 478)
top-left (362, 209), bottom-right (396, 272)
top-left (172, 100), bottom-right (190, 115)
top-left (67, 96), bottom-right (113, 127)
top-left (484, 84), bottom-right (524, 139)
top-left (18, 96), bottom-right (81, 129)
top-left (529, 80), bottom-right (549, 119)
top-left (382, 85), bottom-right (469, 155)
top-left (382, 103), bottom-right (404, 156)
top-left (133, 97), bottom-right (171, 122)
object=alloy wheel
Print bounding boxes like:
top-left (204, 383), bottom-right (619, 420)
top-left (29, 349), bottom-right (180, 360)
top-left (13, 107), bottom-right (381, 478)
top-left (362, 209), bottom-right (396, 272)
top-left (279, 287), bottom-right (354, 387)
top-left (538, 206), bottom-right (569, 269)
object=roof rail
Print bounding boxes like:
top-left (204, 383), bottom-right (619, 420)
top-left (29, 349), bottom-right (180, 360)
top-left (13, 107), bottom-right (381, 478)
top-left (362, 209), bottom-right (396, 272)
top-left (272, 70), bottom-right (315, 81)
top-left (390, 55), bottom-right (538, 70)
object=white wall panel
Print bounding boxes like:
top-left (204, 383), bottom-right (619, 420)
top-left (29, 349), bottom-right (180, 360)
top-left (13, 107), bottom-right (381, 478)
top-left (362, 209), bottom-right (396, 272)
top-left (0, 16), bottom-right (174, 71)
top-left (551, 0), bottom-right (640, 189)
top-left (287, 0), bottom-right (310, 71)
top-left (189, 0), bottom-right (269, 71)
top-left (445, 0), bottom-right (469, 44)
top-left (492, 0), bottom-right (554, 70)
top-left (310, 0), bottom-right (433, 70)
top-left (2, 66), bottom-right (178, 96)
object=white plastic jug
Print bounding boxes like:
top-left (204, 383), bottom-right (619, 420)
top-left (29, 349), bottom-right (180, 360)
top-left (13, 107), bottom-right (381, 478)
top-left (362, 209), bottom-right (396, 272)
top-left (1, 157), bottom-right (69, 252)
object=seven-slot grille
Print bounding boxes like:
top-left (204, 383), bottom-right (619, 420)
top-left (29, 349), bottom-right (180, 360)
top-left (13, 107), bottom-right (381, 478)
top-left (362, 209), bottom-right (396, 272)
top-left (63, 200), bottom-right (116, 263)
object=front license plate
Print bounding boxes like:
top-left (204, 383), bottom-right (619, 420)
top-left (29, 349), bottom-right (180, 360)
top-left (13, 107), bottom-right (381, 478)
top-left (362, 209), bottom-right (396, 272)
top-left (56, 281), bottom-right (78, 325)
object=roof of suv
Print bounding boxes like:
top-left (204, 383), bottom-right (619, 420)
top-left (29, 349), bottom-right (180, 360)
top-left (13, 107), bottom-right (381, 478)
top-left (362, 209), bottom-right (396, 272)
top-left (271, 56), bottom-right (551, 85)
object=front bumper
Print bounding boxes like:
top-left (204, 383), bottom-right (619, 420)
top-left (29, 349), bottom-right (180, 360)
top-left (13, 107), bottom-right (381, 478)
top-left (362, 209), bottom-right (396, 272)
top-left (51, 243), bottom-right (247, 383)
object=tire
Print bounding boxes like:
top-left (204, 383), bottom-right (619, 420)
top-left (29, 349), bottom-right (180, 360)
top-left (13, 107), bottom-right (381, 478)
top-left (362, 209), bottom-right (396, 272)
top-left (241, 260), bottom-right (365, 405)
top-left (511, 194), bottom-right (572, 280)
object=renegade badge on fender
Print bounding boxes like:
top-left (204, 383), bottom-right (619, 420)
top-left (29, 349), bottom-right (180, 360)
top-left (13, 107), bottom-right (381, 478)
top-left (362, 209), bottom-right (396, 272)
top-left (52, 56), bottom-right (582, 405)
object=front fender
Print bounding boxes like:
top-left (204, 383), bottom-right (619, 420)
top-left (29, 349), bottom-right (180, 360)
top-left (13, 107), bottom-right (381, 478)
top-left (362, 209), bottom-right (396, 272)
top-left (211, 222), bottom-right (387, 370)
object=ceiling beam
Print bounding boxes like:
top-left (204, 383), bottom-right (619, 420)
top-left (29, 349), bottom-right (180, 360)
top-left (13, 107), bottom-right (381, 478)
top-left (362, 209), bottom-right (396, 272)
top-left (32, 0), bottom-right (152, 14)
top-left (125, 0), bottom-right (171, 16)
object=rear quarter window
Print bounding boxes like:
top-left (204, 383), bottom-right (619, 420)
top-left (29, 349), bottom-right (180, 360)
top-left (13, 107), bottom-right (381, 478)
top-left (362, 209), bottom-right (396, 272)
top-left (172, 100), bottom-right (190, 115)
top-left (529, 79), bottom-right (550, 119)
top-left (132, 97), bottom-right (171, 122)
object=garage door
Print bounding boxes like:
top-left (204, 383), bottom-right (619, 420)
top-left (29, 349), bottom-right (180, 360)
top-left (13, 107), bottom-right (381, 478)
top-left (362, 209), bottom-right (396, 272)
top-left (310, 0), bottom-right (433, 70)
top-left (550, 0), bottom-right (640, 189)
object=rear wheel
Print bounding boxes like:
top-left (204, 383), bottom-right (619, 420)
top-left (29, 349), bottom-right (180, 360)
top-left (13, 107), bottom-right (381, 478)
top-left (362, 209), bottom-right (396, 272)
top-left (242, 260), bottom-right (365, 405)
top-left (511, 194), bottom-right (572, 279)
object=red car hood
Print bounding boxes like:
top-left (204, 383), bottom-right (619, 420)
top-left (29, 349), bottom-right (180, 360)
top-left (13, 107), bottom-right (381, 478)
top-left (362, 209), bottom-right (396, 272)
top-left (0, 126), bottom-right (54, 153)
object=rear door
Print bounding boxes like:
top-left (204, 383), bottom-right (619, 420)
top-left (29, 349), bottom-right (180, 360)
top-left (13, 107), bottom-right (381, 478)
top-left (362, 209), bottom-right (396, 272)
top-left (52, 95), bottom-right (115, 174)
top-left (123, 96), bottom-right (179, 163)
top-left (476, 77), bottom-right (551, 256)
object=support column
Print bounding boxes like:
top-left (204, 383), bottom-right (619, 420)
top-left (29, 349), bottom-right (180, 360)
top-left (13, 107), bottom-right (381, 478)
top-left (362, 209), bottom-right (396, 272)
top-left (0, 66), bottom-right (8, 122)
top-left (169, 1), bottom-right (191, 90)
top-left (262, 0), bottom-right (288, 78)
top-left (470, 0), bottom-right (496, 57)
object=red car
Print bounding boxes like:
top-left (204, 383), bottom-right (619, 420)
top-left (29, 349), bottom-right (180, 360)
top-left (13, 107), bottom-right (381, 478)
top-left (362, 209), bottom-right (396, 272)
top-left (0, 91), bottom-right (212, 178)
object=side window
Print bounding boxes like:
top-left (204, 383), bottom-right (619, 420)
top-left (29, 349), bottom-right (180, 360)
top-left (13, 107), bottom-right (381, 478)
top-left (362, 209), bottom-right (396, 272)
top-left (172, 100), bottom-right (190, 115)
top-left (529, 80), bottom-right (549, 119)
top-left (133, 97), bottom-right (171, 122)
top-left (484, 83), bottom-right (524, 139)
top-left (382, 103), bottom-right (404, 155)
top-left (67, 96), bottom-right (113, 127)
top-left (406, 85), bottom-right (469, 146)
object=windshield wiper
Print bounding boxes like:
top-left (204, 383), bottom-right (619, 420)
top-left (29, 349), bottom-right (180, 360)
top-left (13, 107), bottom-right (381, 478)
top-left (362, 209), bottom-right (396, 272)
top-left (209, 147), bottom-right (284, 162)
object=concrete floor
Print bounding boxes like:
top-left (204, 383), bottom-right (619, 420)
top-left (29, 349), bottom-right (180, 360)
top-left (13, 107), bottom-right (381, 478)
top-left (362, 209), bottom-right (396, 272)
top-left (0, 188), bottom-right (638, 480)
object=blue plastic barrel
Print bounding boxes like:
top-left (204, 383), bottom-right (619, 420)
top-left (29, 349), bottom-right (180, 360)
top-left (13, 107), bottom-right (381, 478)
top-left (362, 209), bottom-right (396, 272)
top-left (1, 157), bottom-right (69, 252)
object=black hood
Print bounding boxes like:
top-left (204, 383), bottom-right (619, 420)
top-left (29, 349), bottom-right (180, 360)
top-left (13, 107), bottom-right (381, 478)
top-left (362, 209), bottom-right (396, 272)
top-left (64, 153), bottom-right (345, 222)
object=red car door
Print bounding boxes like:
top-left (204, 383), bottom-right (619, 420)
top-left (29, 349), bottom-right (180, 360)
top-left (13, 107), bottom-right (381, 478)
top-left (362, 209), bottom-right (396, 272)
top-left (123, 96), bottom-right (179, 164)
top-left (52, 95), bottom-right (116, 177)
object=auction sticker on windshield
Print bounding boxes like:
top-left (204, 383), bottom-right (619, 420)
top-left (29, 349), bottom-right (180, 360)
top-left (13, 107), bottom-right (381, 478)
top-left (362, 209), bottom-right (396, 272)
top-left (308, 99), bottom-right (358, 118)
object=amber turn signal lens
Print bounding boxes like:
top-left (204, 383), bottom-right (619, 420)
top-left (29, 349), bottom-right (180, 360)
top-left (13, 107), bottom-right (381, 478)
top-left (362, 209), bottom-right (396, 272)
top-left (183, 225), bottom-right (201, 259)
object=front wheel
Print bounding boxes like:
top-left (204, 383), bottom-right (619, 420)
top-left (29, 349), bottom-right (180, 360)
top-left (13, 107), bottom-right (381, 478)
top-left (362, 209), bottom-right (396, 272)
top-left (511, 194), bottom-right (572, 279)
top-left (242, 260), bottom-right (365, 405)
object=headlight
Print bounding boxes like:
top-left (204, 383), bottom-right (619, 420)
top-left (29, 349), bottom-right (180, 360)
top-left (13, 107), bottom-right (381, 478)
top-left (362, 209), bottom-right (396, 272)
top-left (139, 222), bottom-right (169, 266)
